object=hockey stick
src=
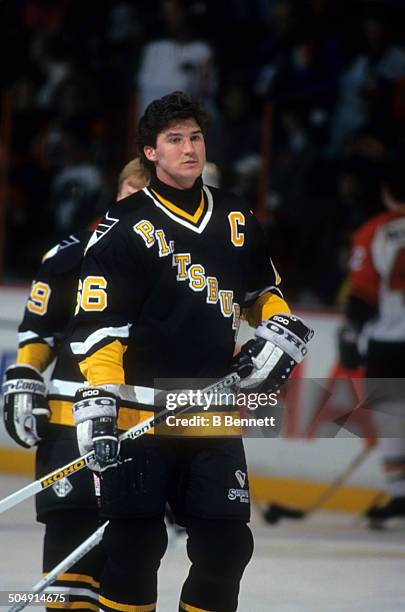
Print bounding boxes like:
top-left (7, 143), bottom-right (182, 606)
top-left (0, 372), bottom-right (240, 514)
top-left (8, 521), bottom-right (108, 612)
top-left (264, 442), bottom-right (375, 524)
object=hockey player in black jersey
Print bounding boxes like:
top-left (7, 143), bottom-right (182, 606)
top-left (70, 91), bottom-right (314, 612)
top-left (2, 159), bottom-right (150, 611)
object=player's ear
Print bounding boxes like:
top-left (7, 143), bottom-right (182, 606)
top-left (144, 146), bottom-right (157, 162)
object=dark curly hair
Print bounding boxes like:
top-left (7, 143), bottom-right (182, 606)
top-left (137, 91), bottom-right (209, 171)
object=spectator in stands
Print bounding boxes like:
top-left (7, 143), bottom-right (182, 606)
top-left (329, 15), bottom-right (405, 152)
top-left (27, 31), bottom-right (72, 110)
top-left (136, 0), bottom-right (217, 115)
top-left (218, 78), bottom-right (261, 176)
top-left (4, 0), bottom-right (405, 312)
top-left (51, 131), bottom-right (106, 239)
top-left (22, 0), bottom-right (74, 34)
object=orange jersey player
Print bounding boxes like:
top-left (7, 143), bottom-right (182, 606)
top-left (339, 152), bottom-right (405, 527)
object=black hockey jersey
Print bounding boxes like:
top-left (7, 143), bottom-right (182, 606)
top-left (71, 180), bottom-right (284, 394)
top-left (17, 232), bottom-right (91, 428)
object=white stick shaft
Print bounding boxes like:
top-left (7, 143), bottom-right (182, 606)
top-left (306, 444), bottom-right (374, 514)
top-left (0, 372), bottom-right (240, 514)
top-left (8, 521), bottom-right (108, 612)
top-left (0, 451), bottom-right (93, 514)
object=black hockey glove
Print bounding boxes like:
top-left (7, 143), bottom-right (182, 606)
top-left (337, 323), bottom-right (362, 370)
top-left (73, 387), bottom-right (120, 472)
top-left (234, 314), bottom-right (314, 392)
top-left (3, 364), bottom-right (50, 448)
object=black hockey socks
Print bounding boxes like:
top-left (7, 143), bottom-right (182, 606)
top-left (43, 511), bottom-right (103, 611)
top-left (99, 517), bottom-right (167, 612)
top-left (180, 518), bottom-right (254, 612)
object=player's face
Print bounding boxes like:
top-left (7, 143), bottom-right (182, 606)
top-left (144, 118), bottom-right (206, 190)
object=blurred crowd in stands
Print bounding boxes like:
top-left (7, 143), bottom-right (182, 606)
top-left (2, 0), bottom-right (405, 306)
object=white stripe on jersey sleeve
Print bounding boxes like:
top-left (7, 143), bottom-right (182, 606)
top-left (48, 379), bottom-right (162, 405)
top-left (48, 379), bottom-right (84, 398)
top-left (18, 330), bottom-right (55, 347)
top-left (70, 324), bottom-right (132, 356)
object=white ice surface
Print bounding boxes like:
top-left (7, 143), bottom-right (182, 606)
top-left (0, 475), bottom-right (404, 611)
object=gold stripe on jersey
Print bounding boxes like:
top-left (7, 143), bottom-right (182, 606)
top-left (17, 342), bottom-right (55, 373)
top-left (48, 401), bottom-right (241, 436)
top-left (99, 595), bottom-right (156, 611)
top-left (118, 407), bottom-right (156, 431)
top-left (55, 573), bottom-right (100, 589)
top-left (143, 186), bottom-right (213, 234)
top-left (49, 400), bottom-right (75, 426)
top-left (79, 340), bottom-right (127, 386)
top-left (180, 602), bottom-right (213, 612)
top-left (243, 292), bottom-right (291, 328)
top-left (151, 188), bottom-right (205, 225)
top-left (46, 603), bottom-right (99, 611)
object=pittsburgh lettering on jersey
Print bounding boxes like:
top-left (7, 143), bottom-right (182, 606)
top-left (173, 253), bottom-right (191, 280)
top-left (133, 221), bottom-right (240, 331)
top-left (133, 220), bottom-right (155, 247)
top-left (134, 220), bottom-right (174, 257)
top-left (188, 264), bottom-right (206, 291)
top-left (206, 277), bottom-right (219, 304)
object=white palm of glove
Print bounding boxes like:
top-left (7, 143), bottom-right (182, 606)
top-left (239, 342), bottom-right (286, 390)
top-left (3, 364), bottom-right (50, 449)
top-left (15, 398), bottom-right (49, 446)
top-left (76, 420), bottom-right (95, 456)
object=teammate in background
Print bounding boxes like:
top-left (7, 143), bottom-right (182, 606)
top-left (2, 159), bottom-right (150, 611)
top-left (70, 91), bottom-right (313, 612)
top-left (116, 158), bottom-right (150, 200)
top-left (339, 153), bottom-right (405, 527)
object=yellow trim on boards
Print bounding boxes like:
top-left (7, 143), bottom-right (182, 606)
top-left (0, 448), bottom-right (35, 473)
top-left (249, 474), bottom-right (387, 514)
top-left (0, 446), bottom-right (383, 514)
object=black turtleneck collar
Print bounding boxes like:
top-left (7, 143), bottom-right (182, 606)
top-left (149, 173), bottom-right (203, 216)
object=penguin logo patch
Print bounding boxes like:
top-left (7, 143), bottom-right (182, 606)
top-left (52, 477), bottom-right (73, 498)
top-left (235, 470), bottom-right (246, 488)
